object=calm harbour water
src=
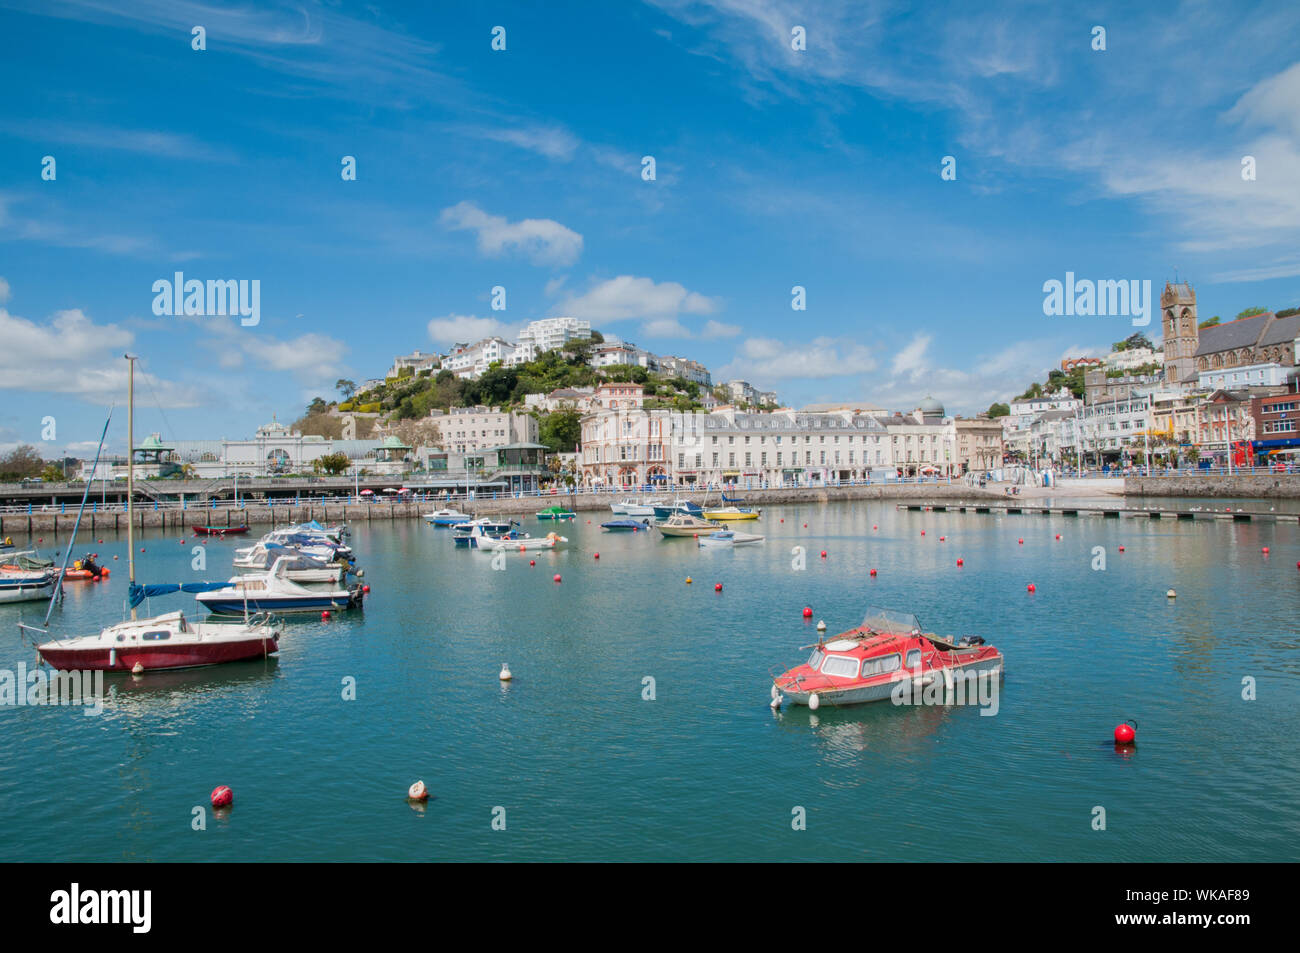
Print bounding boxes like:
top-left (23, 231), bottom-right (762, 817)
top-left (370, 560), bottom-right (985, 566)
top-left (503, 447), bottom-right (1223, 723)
top-left (1, 499), bottom-right (1297, 862)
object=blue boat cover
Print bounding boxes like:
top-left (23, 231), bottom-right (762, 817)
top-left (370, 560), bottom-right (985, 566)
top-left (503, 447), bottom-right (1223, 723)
top-left (128, 581), bottom-right (230, 609)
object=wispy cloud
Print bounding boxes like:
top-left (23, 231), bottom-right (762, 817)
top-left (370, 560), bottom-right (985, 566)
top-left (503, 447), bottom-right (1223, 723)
top-left (440, 201), bottom-right (583, 267)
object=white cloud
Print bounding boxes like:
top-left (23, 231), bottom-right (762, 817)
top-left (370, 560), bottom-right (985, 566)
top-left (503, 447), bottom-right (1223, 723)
top-left (0, 305), bottom-right (199, 405)
top-left (543, 276), bottom-right (568, 297)
top-left (717, 336), bottom-right (876, 381)
top-left (0, 277), bottom-right (9, 303)
top-left (475, 124), bottom-right (580, 160)
top-left (556, 275), bottom-right (719, 321)
top-left (426, 313), bottom-right (513, 345)
top-left (439, 201), bottom-right (583, 266)
top-left (890, 333), bottom-right (931, 378)
top-left (702, 319), bottom-right (741, 338)
top-left (642, 318), bottom-right (692, 338)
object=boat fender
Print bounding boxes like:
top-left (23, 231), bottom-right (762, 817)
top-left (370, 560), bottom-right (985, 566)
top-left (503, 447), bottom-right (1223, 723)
top-left (808, 692), bottom-right (820, 711)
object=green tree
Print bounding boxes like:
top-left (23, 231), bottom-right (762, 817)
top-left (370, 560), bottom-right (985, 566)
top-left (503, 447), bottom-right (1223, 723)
top-left (315, 452), bottom-right (351, 475)
top-left (0, 445), bottom-right (45, 480)
top-left (1275, 307), bottom-right (1299, 319)
top-left (305, 396), bottom-right (329, 416)
top-left (336, 379), bottom-right (357, 399)
top-left (1198, 315), bottom-right (1221, 329)
top-left (539, 408), bottom-right (582, 452)
top-left (41, 463), bottom-right (64, 482)
top-left (1235, 307), bottom-right (1268, 320)
top-left (987, 402), bottom-right (1010, 418)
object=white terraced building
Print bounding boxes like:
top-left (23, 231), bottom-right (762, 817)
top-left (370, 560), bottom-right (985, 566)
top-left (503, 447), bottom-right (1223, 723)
top-left (578, 385), bottom-right (896, 487)
top-left (443, 337), bottom-right (523, 378)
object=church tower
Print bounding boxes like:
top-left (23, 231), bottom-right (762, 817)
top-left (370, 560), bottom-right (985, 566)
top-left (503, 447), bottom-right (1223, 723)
top-left (1161, 281), bottom-right (1198, 384)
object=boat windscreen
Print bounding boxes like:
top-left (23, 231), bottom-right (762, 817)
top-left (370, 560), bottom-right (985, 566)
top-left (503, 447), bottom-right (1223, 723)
top-left (861, 606), bottom-right (922, 634)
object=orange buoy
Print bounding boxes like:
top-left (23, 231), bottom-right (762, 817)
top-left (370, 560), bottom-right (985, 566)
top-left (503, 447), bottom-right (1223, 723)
top-left (685, 576), bottom-right (692, 584)
top-left (1114, 721), bottom-right (1136, 745)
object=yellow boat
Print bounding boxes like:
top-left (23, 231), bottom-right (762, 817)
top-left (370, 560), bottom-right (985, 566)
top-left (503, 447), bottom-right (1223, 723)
top-left (704, 506), bottom-right (761, 521)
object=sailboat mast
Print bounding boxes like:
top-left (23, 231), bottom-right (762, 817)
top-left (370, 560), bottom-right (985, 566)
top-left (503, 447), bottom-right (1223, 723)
top-left (126, 354), bottom-right (137, 620)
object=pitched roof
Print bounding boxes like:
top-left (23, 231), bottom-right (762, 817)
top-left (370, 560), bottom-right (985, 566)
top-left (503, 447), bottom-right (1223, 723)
top-left (1194, 312), bottom-right (1275, 355)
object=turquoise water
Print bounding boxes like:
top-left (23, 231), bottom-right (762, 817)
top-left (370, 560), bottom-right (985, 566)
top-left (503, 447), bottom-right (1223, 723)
top-left (1, 501), bottom-right (1296, 862)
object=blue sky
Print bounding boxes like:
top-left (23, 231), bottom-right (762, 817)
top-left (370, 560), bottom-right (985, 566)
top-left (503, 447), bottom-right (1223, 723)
top-left (2, 0), bottom-right (1299, 456)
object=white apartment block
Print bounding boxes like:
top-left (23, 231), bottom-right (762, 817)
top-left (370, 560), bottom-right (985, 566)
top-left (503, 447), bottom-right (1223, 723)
top-left (429, 405), bottom-right (538, 454)
top-left (1079, 393), bottom-right (1153, 457)
top-left (1104, 347), bottom-right (1158, 372)
top-left (589, 339), bottom-right (657, 371)
top-left (443, 337), bottom-right (522, 379)
top-left (657, 355), bottom-right (712, 387)
top-left (388, 350), bottom-right (442, 379)
top-left (515, 317), bottom-right (591, 360)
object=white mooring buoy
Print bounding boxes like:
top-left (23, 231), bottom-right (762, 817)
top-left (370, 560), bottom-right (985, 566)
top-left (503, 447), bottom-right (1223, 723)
top-left (816, 619), bottom-right (827, 632)
top-left (131, 662), bottom-right (144, 675)
top-left (499, 663), bottom-right (512, 682)
top-left (1166, 589), bottom-right (1176, 599)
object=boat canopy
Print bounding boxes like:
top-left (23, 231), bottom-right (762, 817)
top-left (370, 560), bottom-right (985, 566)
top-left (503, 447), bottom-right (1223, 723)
top-left (128, 581), bottom-right (231, 609)
top-left (860, 606), bottom-right (922, 634)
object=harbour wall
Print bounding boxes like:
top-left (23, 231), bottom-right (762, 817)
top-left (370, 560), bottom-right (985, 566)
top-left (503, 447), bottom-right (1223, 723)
top-left (2, 484), bottom-right (1003, 536)
top-left (1128, 473), bottom-right (1300, 498)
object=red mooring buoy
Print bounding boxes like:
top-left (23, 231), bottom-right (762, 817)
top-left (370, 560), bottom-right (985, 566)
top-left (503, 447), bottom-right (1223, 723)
top-left (802, 606), bottom-right (813, 618)
top-left (210, 785), bottom-right (233, 808)
top-left (1114, 722), bottom-right (1136, 745)
top-left (1026, 583), bottom-right (1036, 593)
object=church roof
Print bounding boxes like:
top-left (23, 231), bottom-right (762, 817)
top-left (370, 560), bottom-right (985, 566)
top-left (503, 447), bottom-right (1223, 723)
top-left (1260, 313), bottom-right (1300, 346)
top-left (1194, 312), bottom-right (1276, 356)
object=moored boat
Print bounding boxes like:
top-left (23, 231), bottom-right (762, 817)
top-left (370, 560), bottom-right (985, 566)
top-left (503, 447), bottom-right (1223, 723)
top-left (653, 498), bottom-right (703, 520)
top-left (771, 607), bottom-right (1003, 709)
top-left (423, 507), bottom-right (472, 526)
top-left (601, 518), bottom-right (651, 531)
top-left (31, 355), bottom-right (282, 673)
top-left (35, 610), bottom-right (279, 672)
top-left (192, 524), bottom-right (249, 536)
top-left (697, 529), bottom-right (764, 546)
top-left (195, 557), bottom-right (363, 614)
top-left (656, 512), bottom-right (723, 537)
top-left (452, 518), bottom-right (517, 547)
top-left (703, 505), bottom-right (761, 521)
top-left (536, 505), bottom-right (577, 520)
top-left (478, 531), bottom-right (568, 553)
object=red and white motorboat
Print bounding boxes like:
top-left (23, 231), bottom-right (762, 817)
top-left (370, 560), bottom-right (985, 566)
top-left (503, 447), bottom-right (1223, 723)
top-left (771, 607), bottom-right (1003, 709)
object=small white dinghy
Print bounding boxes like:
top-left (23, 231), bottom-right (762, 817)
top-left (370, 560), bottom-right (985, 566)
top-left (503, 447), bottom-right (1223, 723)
top-left (697, 529), bottom-right (764, 547)
top-left (478, 531), bottom-right (569, 553)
